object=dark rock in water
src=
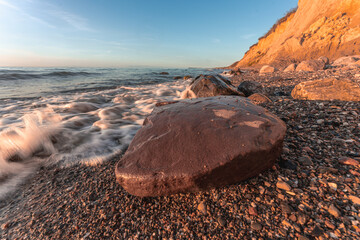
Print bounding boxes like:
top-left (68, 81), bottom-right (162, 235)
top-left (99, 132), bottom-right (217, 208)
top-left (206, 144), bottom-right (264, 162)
top-left (291, 78), bottom-right (360, 101)
top-left (7, 154), bottom-right (24, 163)
top-left (159, 72), bottom-right (169, 75)
top-left (184, 74), bottom-right (243, 98)
top-left (296, 60), bottom-right (325, 72)
top-left (115, 96), bottom-right (286, 197)
top-left (237, 81), bottom-right (264, 97)
top-left (173, 76), bottom-right (182, 80)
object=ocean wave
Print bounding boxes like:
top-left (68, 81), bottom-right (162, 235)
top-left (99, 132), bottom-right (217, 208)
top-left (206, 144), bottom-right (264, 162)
top-left (0, 76), bottom-right (192, 199)
top-left (43, 71), bottom-right (97, 77)
top-left (0, 71), bottom-right (97, 81)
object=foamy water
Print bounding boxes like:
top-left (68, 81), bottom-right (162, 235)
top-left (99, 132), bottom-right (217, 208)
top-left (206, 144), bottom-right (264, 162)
top-left (0, 67), bottom-right (217, 199)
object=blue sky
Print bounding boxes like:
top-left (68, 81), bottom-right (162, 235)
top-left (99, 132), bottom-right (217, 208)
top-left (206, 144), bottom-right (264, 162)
top-left (0, 0), bottom-right (298, 68)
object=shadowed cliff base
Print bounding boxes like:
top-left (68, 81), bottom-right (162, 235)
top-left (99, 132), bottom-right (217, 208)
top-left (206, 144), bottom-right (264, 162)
top-left (231, 0), bottom-right (360, 68)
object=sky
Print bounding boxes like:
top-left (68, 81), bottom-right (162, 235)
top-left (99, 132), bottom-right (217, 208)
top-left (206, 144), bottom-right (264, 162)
top-left (0, 0), bottom-right (298, 68)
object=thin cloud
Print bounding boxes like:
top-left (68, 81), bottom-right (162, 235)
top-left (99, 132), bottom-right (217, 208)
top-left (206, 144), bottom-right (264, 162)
top-left (212, 38), bottom-right (221, 44)
top-left (0, 0), bottom-right (17, 9)
top-left (50, 10), bottom-right (94, 32)
top-left (241, 33), bottom-right (257, 40)
top-left (0, 0), bottom-right (55, 28)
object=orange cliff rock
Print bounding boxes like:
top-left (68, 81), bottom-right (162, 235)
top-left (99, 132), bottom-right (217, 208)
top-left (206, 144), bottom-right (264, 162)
top-left (230, 0), bottom-right (360, 68)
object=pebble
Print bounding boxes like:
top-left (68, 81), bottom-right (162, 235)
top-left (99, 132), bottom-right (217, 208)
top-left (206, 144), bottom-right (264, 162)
top-left (277, 181), bottom-right (291, 191)
top-left (328, 204), bottom-right (341, 218)
top-left (217, 216), bottom-right (226, 227)
top-left (282, 220), bottom-right (292, 228)
top-left (328, 182), bottom-right (337, 191)
top-left (298, 156), bottom-right (313, 166)
top-left (2, 222), bottom-right (9, 230)
top-left (298, 214), bottom-right (308, 225)
top-left (311, 225), bottom-right (324, 237)
top-left (251, 222), bottom-right (262, 231)
top-left (289, 214), bottom-right (297, 222)
top-left (280, 202), bottom-right (293, 214)
top-left (298, 235), bottom-right (309, 240)
top-left (349, 195), bottom-right (360, 205)
top-left (339, 157), bottom-right (360, 167)
top-left (325, 220), bottom-right (336, 229)
top-left (197, 201), bottom-right (207, 215)
top-left (249, 207), bottom-right (258, 216)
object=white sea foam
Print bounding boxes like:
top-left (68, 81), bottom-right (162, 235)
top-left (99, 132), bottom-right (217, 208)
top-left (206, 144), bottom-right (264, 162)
top-left (0, 77), bottom-right (193, 199)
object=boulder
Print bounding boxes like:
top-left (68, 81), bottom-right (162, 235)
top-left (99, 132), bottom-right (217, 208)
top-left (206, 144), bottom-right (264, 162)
top-left (259, 65), bottom-right (277, 74)
top-left (237, 81), bottom-right (264, 97)
top-left (296, 60), bottom-right (325, 72)
top-left (284, 63), bottom-right (297, 72)
top-left (159, 72), bottom-right (169, 75)
top-left (291, 78), bottom-right (360, 101)
top-left (332, 56), bottom-right (360, 66)
top-left (248, 93), bottom-right (272, 104)
top-left (115, 96), bottom-right (286, 197)
top-left (182, 75), bottom-right (243, 98)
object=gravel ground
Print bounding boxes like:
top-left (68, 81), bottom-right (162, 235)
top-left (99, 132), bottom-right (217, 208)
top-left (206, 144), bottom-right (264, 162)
top-left (0, 68), bottom-right (359, 240)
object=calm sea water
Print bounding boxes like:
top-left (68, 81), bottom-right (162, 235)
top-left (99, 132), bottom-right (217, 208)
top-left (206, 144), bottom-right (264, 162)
top-left (0, 67), bottom-right (219, 199)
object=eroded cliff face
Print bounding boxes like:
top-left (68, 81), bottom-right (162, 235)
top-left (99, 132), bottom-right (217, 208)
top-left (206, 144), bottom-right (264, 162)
top-left (232, 0), bottom-right (360, 68)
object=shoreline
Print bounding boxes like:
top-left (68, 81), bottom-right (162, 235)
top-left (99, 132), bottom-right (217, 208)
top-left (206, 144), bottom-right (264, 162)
top-left (1, 68), bottom-right (360, 239)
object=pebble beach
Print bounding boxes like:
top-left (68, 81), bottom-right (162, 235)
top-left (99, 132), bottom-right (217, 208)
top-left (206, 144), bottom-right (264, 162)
top-left (1, 67), bottom-right (359, 240)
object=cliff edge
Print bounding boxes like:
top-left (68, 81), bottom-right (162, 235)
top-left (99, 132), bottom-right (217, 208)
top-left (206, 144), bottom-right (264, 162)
top-left (231, 0), bottom-right (360, 68)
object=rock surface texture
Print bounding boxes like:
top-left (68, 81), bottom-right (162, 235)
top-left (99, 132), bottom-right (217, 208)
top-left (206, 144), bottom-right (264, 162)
top-left (259, 65), bottom-right (277, 74)
top-left (284, 63), bottom-right (297, 72)
top-left (237, 81), bottom-right (264, 97)
top-left (291, 78), bottom-right (360, 101)
top-left (230, 0), bottom-right (360, 68)
top-left (115, 96), bottom-right (286, 197)
top-left (296, 60), bottom-right (326, 72)
top-left (181, 75), bottom-right (243, 99)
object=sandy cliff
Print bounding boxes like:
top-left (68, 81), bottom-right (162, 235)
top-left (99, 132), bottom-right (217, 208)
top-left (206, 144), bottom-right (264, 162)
top-left (231, 0), bottom-right (360, 68)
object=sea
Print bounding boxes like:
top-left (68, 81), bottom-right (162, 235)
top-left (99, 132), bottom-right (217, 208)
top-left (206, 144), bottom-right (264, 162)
top-left (0, 67), bottom-right (220, 199)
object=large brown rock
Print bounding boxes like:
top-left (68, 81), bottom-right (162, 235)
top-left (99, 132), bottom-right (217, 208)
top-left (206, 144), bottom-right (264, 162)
top-left (296, 60), bottom-right (325, 72)
top-left (259, 65), bottom-right (277, 74)
top-left (115, 96), bottom-right (286, 197)
top-left (332, 55), bottom-right (360, 66)
top-left (182, 75), bottom-right (243, 99)
top-left (284, 63), bottom-right (297, 72)
top-left (291, 78), bottom-right (360, 101)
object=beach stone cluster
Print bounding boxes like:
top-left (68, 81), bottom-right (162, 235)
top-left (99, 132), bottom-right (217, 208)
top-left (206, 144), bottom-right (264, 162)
top-left (116, 96), bottom-right (286, 197)
top-left (1, 61), bottom-right (360, 239)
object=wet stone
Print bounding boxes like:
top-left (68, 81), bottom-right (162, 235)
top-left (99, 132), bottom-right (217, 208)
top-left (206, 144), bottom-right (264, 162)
top-left (277, 181), bottom-right (291, 191)
top-left (197, 202), bottom-right (207, 215)
top-left (328, 204), bottom-right (341, 218)
top-left (251, 222), bottom-right (262, 231)
top-left (116, 96), bottom-right (286, 197)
